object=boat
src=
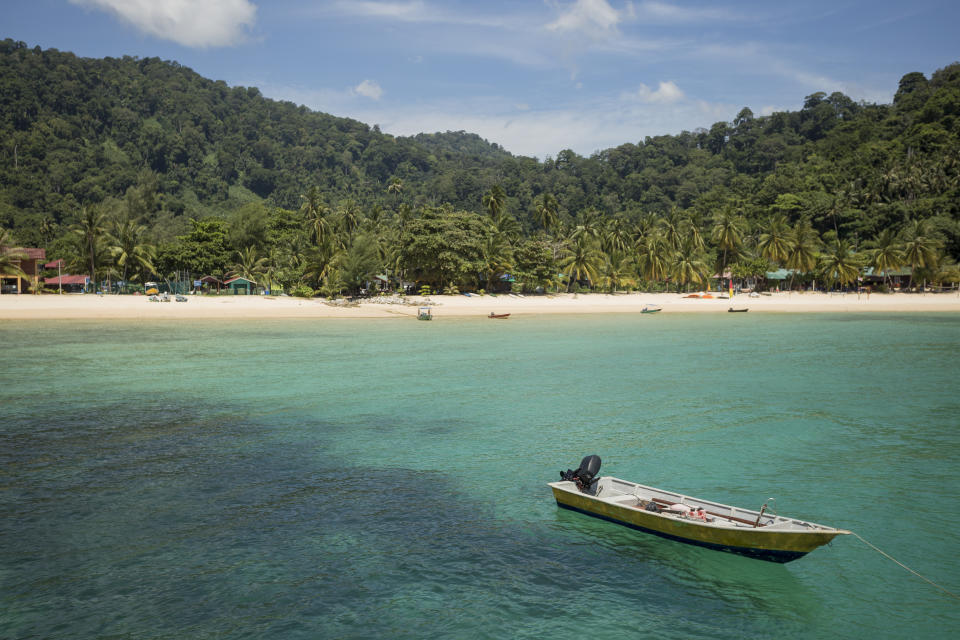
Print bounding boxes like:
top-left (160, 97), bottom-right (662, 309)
top-left (488, 312), bottom-right (511, 319)
top-left (417, 307), bottom-right (432, 321)
top-left (683, 294), bottom-right (700, 298)
top-left (641, 305), bottom-right (661, 314)
top-left (728, 307), bottom-right (748, 313)
top-left (549, 455), bottom-right (849, 563)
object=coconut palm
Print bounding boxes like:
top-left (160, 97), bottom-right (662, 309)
top-left (710, 205), bottom-right (745, 282)
top-left (636, 233), bottom-right (671, 290)
top-left (300, 186), bottom-right (332, 246)
top-left (673, 237), bottom-right (709, 292)
top-left (480, 232), bottom-right (514, 291)
top-left (108, 217), bottom-right (156, 291)
top-left (820, 239), bottom-right (862, 290)
top-left (533, 193), bottom-right (560, 236)
top-left (560, 235), bottom-right (603, 291)
top-left (387, 177), bottom-right (403, 200)
top-left (757, 214), bottom-right (792, 266)
top-left (598, 250), bottom-right (636, 293)
top-left (569, 209), bottom-right (602, 243)
top-left (71, 204), bottom-right (108, 284)
top-left (231, 246), bottom-right (268, 282)
top-left (784, 220), bottom-right (820, 290)
top-left (659, 206), bottom-right (685, 251)
top-left (901, 219), bottom-right (940, 289)
top-left (0, 228), bottom-right (28, 286)
top-left (482, 185), bottom-right (507, 224)
top-left (868, 228), bottom-right (905, 289)
top-left (602, 218), bottom-right (632, 256)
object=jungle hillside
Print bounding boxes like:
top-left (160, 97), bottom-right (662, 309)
top-left (1, 39), bottom-right (958, 295)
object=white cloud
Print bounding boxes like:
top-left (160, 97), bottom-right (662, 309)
top-left (354, 80), bottom-right (384, 100)
top-left (634, 1), bottom-right (739, 24)
top-left (69, 0), bottom-right (256, 48)
top-left (623, 80), bottom-right (685, 104)
top-left (545, 0), bottom-right (622, 37)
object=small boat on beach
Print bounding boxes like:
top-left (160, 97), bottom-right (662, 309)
top-left (728, 307), bottom-right (748, 313)
top-left (641, 305), bottom-right (661, 314)
top-left (550, 455), bottom-right (849, 563)
top-left (488, 312), bottom-right (511, 319)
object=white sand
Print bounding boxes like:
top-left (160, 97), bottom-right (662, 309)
top-left (1, 290), bottom-right (959, 320)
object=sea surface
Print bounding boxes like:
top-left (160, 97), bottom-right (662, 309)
top-left (1, 313), bottom-right (958, 639)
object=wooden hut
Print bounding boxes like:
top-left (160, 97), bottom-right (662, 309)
top-left (224, 276), bottom-right (257, 295)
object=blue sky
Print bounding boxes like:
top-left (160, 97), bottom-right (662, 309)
top-left (7, 0), bottom-right (959, 158)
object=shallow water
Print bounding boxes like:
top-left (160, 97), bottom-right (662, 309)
top-left (2, 314), bottom-right (958, 639)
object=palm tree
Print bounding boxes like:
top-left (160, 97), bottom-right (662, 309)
top-left (710, 205), bottom-right (745, 283)
top-left (901, 219), bottom-right (940, 289)
top-left (560, 235), bottom-right (603, 291)
top-left (482, 185), bottom-right (507, 224)
top-left (598, 250), bottom-right (636, 293)
top-left (820, 239), bottom-right (862, 290)
top-left (231, 246), bottom-right (267, 283)
top-left (659, 206), bottom-right (685, 251)
top-left (569, 209), bottom-right (602, 243)
top-left (757, 214), bottom-right (792, 266)
top-left (636, 233), bottom-right (671, 291)
top-left (108, 217), bottom-right (156, 292)
top-left (784, 220), bottom-right (820, 290)
top-left (868, 228), bottom-right (904, 290)
top-left (480, 232), bottom-right (514, 291)
top-left (387, 177), bottom-right (403, 200)
top-left (0, 228), bottom-right (28, 290)
top-left (300, 186), bottom-right (332, 246)
top-left (673, 237), bottom-right (708, 292)
top-left (602, 218), bottom-right (631, 256)
top-left (533, 193), bottom-right (560, 236)
top-left (72, 204), bottom-right (108, 284)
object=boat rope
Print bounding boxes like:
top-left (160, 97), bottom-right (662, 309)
top-left (851, 531), bottom-right (960, 601)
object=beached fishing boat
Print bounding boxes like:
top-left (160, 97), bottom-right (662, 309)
top-left (641, 305), bottom-right (661, 314)
top-left (728, 307), bottom-right (748, 313)
top-left (550, 456), bottom-right (849, 563)
top-left (488, 312), bottom-right (511, 319)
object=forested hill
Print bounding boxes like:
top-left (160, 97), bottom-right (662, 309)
top-left (1, 38), bottom-right (959, 262)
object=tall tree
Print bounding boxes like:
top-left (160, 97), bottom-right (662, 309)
top-left (901, 219), bottom-right (940, 289)
top-left (868, 227), bottom-right (905, 289)
top-left (71, 204), bottom-right (108, 282)
top-left (757, 214), bottom-right (792, 266)
top-left (482, 185), bottom-right (507, 224)
top-left (108, 216), bottom-right (156, 290)
top-left (710, 205), bottom-right (746, 284)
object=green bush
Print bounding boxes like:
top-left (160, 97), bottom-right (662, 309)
top-left (291, 284), bottom-right (315, 298)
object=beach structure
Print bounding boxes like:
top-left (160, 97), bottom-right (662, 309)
top-left (224, 276), bottom-right (256, 295)
top-left (0, 247), bottom-right (45, 294)
top-left (199, 275), bottom-right (223, 293)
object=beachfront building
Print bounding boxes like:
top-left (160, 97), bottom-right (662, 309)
top-left (199, 275), bottom-right (223, 293)
top-left (0, 247), bottom-right (45, 294)
top-left (862, 267), bottom-right (912, 289)
top-left (224, 276), bottom-right (257, 294)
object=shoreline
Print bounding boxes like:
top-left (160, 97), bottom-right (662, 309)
top-left (1, 291), bottom-right (959, 320)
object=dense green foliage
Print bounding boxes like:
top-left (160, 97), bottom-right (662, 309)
top-left (1, 39), bottom-right (958, 294)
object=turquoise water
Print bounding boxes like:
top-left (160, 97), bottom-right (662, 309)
top-left (1, 313), bottom-right (958, 639)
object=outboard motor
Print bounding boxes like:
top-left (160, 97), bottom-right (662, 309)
top-left (560, 455), bottom-right (602, 493)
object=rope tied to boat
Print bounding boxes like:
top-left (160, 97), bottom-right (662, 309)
top-left (851, 531), bottom-right (960, 601)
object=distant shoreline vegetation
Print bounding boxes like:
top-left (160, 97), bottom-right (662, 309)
top-left (0, 40), bottom-right (957, 297)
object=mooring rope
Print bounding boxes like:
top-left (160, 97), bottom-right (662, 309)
top-left (851, 531), bottom-right (960, 601)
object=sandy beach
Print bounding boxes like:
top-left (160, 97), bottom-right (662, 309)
top-left (1, 290), bottom-right (959, 320)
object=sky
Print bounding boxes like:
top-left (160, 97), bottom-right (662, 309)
top-left (6, 0), bottom-right (959, 159)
